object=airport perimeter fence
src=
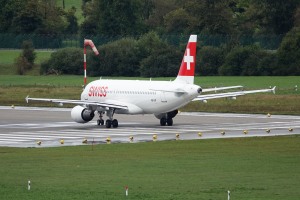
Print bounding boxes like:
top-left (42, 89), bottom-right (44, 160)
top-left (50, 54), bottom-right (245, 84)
top-left (0, 33), bottom-right (284, 50)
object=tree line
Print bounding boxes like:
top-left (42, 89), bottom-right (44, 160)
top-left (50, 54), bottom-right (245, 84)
top-left (1, 0), bottom-right (299, 76)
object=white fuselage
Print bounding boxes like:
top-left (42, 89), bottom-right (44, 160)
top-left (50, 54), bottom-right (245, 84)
top-left (81, 79), bottom-right (200, 115)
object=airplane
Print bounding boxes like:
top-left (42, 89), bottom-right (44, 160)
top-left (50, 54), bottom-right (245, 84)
top-left (26, 35), bottom-right (276, 128)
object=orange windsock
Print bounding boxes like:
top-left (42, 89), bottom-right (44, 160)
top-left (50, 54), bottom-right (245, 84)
top-left (83, 39), bottom-right (99, 87)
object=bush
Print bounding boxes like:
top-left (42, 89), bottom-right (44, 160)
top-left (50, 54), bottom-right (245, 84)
top-left (277, 27), bottom-right (300, 75)
top-left (140, 46), bottom-right (181, 77)
top-left (15, 56), bottom-right (30, 75)
top-left (138, 31), bottom-right (181, 77)
top-left (89, 38), bottom-right (140, 77)
top-left (219, 45), bottom-right (266, 76)
top-left (258, 52), bottom-right (278, 75)
top-left (15, 40), bottom-right (36, 75)
top-left (197, 46), bottom-right (225, 76)
top-left (40, 48), bottom-right (82, 75)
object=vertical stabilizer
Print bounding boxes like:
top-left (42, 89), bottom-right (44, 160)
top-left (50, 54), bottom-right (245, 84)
top-left (175, 35), bottom-right (197, 84)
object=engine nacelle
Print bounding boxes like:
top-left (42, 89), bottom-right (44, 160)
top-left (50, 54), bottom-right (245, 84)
top-left (71, 105), bottom-right (95, 123)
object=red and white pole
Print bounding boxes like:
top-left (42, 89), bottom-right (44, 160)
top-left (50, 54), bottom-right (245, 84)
top-left (83, 39), bottom-right (99, 87)
top-left (125, 186), bottom-right (128, 196)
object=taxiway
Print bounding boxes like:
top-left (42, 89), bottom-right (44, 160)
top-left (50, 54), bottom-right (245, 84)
top-left (0, 106), bottom-right (299, 147)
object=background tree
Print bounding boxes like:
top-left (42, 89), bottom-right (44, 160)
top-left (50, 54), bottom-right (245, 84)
top-left (12, 0), bottom-right (43, 34)
top-left (146, 0), bottom-right (180, 32)
top-left (65, 6), bottom-right (79, 34)
top-left (246, 0), bottom-right (299, 35)
top-left (0, 0), bottom-right (26, 33)
top-left (197, 46), bottom-right (225, 76)
top-left (15, 40), bottom-right (36, 75)
top-left (277, 27), bottom-right (300, 75)
top-left (81, 0), bottom-right (149, 37)
top-left (219, 45), bottom-right (264, 76)
top-left (89, 38), bottom-right (140, 77)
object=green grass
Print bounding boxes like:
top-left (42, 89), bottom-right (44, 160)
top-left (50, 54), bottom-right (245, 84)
top-left (0, 136), bottom-right (299, 200)
top-left (0, 75), bottom-right (299, 89)
top-left (0, 50), bottom-right (53, 65)
top-left (0, 50), bottom-right (53, 75)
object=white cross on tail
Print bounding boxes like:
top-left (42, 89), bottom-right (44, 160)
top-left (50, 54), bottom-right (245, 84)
top-left (184, 48), bottom-right (194, 70)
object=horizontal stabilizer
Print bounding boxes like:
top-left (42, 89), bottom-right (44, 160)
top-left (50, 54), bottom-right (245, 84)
top-left (193, 87), bottom-right (276, 101)
top-left (202, 86), bottom-right (243, 93)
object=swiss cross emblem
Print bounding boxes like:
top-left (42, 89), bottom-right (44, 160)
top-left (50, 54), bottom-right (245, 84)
top-left (184, 48), bottom-right (194, 70)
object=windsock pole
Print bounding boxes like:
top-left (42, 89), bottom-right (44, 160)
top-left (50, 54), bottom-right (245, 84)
top-left (83, 39), bottom-right (99, 87)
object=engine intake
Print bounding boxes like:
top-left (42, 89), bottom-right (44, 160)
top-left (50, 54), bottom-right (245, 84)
top-left (71, 105), bottom-right (95, 123)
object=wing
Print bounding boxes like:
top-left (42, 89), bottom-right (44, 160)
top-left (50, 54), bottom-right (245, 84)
top-left (25, 96), bottom-right (128, 110)
top-left (193, 87), bottom-right (276, 102)
top-left (202, 86), bottom-right (243, 93)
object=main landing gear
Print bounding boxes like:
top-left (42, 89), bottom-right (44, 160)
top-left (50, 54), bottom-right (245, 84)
top-left (160, 117), bottom-right (173, 126)
top-left (158, 110), bottom-right (178, 126)
top-left (97, 110), bottom-right (118, 128)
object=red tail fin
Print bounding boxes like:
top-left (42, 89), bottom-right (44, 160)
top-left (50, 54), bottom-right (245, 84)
top-left (175, 35), bottom-right (197, 84)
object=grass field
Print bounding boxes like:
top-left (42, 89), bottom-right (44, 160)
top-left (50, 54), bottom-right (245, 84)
top-left (0, 136), bottom-right (299, 200)
top-left (0, 50), bottom-right (53, 65)
top-left (0, 50), bottom-right (53, 75)
top-left (0, 75), bottom-right (299, 89)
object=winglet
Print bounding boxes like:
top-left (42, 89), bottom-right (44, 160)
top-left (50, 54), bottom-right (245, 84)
top-left (25, 95), bottom-right (29, 103)
top-left (272, 86), bottom-right (276, 94)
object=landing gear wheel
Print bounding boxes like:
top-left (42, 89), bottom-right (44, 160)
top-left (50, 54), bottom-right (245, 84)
top-left (97, 119), bottom-right (104, 126)
top-left (105, 119), bottom-right (112, 128)
top-left (112, 119), bottom-right (118, 128)
top-left (160, 118), bottom-right (167, 126)
top-left (167, 118), bottom-right (173, 126)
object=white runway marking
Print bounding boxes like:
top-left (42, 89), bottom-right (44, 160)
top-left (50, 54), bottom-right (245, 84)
top-left (0, 120), bottom-right (299, 148)
top-left (0, 106), bottom-right (299, 147)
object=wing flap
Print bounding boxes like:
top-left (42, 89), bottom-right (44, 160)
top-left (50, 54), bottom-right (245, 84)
top-left (25, 96), bottom-right (128, 110)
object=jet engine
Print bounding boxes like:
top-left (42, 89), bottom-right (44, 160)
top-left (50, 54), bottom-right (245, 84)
top-left (71, 105), bottom-right (95, 123)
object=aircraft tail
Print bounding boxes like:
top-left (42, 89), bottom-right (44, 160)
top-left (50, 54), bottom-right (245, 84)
top-left (174, 35), bottom-right (197, 84)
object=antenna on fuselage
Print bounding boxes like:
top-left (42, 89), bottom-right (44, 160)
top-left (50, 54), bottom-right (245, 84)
top-left (83, 39), bottom-right (99, 88)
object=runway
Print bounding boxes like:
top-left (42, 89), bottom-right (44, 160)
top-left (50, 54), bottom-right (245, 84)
top-left (0, 106), bottom-right (299, 148)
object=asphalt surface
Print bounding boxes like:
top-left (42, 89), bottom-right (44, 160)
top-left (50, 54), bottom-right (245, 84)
top-left (0, 106), bottom-right (299, 148)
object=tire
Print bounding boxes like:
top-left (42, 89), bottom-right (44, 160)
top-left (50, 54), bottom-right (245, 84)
top-left (167, 118), bottom-right (173, 126)
top-left (160, 118), bottom-right (167, 126)
top-left (105, 119), bottom-right (112, 128)
top-left (112, 119), bottom-right (118, 128)
top-left (97, 119), bottom-right (105, 126)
